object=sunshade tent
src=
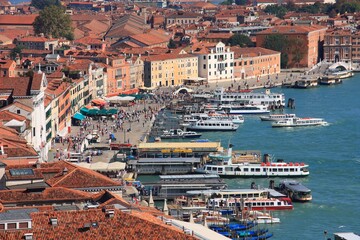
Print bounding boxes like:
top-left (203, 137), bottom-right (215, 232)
top-left (87, 109), bottom-right (99, 115)
top-left (73, 112), bottom-right (86, 121)
top-left (98, 108), bottom-right (110, 116)
top-left (80, 107), bottom-right (90, 115)
top-left (107, 108), bottom-right (118, 115)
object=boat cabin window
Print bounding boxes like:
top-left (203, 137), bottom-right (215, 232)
top-left (277, 202), bottom-right (281, 206)
top-left (273, 168), bottom-right (277, 172)
top-left (206, 166), bottom-right (212, 170)
top-left (284, 168), bottom-right (289, 172)
top-left (212, 167), bottom-right (217, 171)
top-left (244, 168), bottom-right (248, 172)
top-left (278, 168), bottom-right (283, 172)
top-left (290, 168), bottom-right (294, 172)
top-left (251, 168), bottom-right (254, 172)
top-left (255, 168), bottom-right (260, 172)
top-left (225, 167), bottom-right (232, 171)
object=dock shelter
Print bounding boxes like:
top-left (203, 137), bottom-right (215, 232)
top-left (137, 142), bottom-right (222, 154)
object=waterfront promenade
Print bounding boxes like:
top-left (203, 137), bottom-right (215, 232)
top-left (49, 63), bottom-right (329, 163)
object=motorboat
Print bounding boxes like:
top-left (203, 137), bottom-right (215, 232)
top-left (327, 69), bottom-right (354, 79)
top-left (248, 211), bottom-right (281, 224)
top-left (182, 112), bottom-right (244, 126)
top-left (272, 117), bottom-right (328, 127)
top-left (160, 129), bottom-right (202, 139)
top-left (260, 114), bottom-right (296, 121)
top-left (274, 180), bottom-right (312, 202)
top-left (186, 119), bottom-right (239, 131)
top-left (196, 147), bottom-right (310, 177)
top-left (318, 76), bottom-right (342, 85)
top-left (293, 77), bottom-right (318, 89)
top-left (219, 104), bottom-right (270, 114)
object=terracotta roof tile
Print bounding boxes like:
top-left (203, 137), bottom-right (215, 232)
top-left (0, 187), bottom-right (93, 205)
top-left (0, 14), bottom-right (38, 25)
top-left (0, 208), bottom-right (197, 240)
top-left (0, 76), bottom-right (31, 96)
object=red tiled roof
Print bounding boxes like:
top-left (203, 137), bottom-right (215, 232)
top-left (0, 208), bottom-right (196, 240)
top-left (0, 77), bottom-right (31, 96)
top-left (257, 24), bottom-right (327, 35)
top-left (31, 73), bottom-right (43, 91)
top-left (0, 110), bottom-right (30, 127)
top-left (0, 125), bottom-right (38, 158)
top-left (0, 14), bottom-right (38, 25)
top-left (231, 46), bottom-right (280, 58)
top-left (0, 187), bottom-right (93, 204)
top-left (46, 166), bottom-right (121, 188)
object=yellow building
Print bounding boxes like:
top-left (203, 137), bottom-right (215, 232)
top-left (143, 51), bottom-right (198, 87)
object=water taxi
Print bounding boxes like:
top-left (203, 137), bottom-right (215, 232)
top-left (160, 129), bottom-right (202, 139)
top-left (247, 211), bottom-right (281, 224)
top-left (318, 76), bottom-right (342, 85)
top-left (275, 180), bottom-right (312, 202)
top-left (205, 189), bottom-right (293, 211)
top-left (328, 69), bottom-right (354, 79)
top-left (260, 114), bottom-right (296, 121)
top-left (272, 117), bottom-right (328, 127)
top-left (187, 119), bottom-right (239, 131)
top-left (182, 112), bottom-right (244, 126)
top-left (196, 147), bottom-right (310, 177)
top-left (219, 104), bottom-right (270, 114)
top-left (293, 77), bottom-right (318, 89)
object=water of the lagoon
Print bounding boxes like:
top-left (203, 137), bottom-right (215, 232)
top-left (141, 75), bottom-right (360, 239)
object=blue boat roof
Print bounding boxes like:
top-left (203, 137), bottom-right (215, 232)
top-left (282, 180), bottom-right (311, 193)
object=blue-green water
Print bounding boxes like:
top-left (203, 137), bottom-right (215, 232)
top-left (140, 76), bottom-right (360, 239)
top-left (200, 76), bottom-right (360, 239)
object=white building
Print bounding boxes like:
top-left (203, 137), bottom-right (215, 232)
top-left (195, 42), bottom-right (234, 82)
top-left (2, 73), bottom-right (49, 161)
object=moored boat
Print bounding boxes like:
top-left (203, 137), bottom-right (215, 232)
top-left (260, 114), bottom-right (296, 121)
top-left (318, 76), bottom-right (342, 85)
top-left (187, 119), bottom-right (239, 131)
top-left (160, 129), bottom-right (202, 139)
top-left (274, 180), bottom-right (312, 202)
top-left (220, 104), bottom-right (270, 114)
top-left (293, 77), bottom-right (318, 89)
top-left (196, 146), bottom-right (310, 177)
top-left (272, 117), bottom-right (328, 127)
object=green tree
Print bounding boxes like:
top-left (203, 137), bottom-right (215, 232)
top-left (33, 6), bottom-right (74, 40)
top-left (220, 0), bottom-right (233, 5)
top-left (263, 34), bottom-right (289, 68)
top-left (228, 34), bottom-right (253, 47)
top-left (31, 0), bottom-right (60, 10)
top-left (264, 5), bottom-right (288, 19)
top-left (234, 0), bottom-right (247, 5)
top-left (10, 46), bottom-right (23, 60)
top-left (168, 39), bottom-right (176, 49)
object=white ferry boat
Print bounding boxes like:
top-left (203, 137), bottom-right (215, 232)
top-left (260, 114), bottom-right (296, 121)
top-left (211, 88), bottom-right (285, 108)
top-left (183, 112), bottom-right (244, 124)
top-left (293, 77), bottom-right (318, 89)
top-left (187, 119), bottom-right (239, 131)
top-left (160, 129), bottom-right (202, 139)
top-left (220, 104), bottom-right (270, 114)
top-left (208, 197), bottom-right (293, 211)
top-left (196, 147), bottom-right (309, 177)
top-left (272, 117), bottom-right (328, 127)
